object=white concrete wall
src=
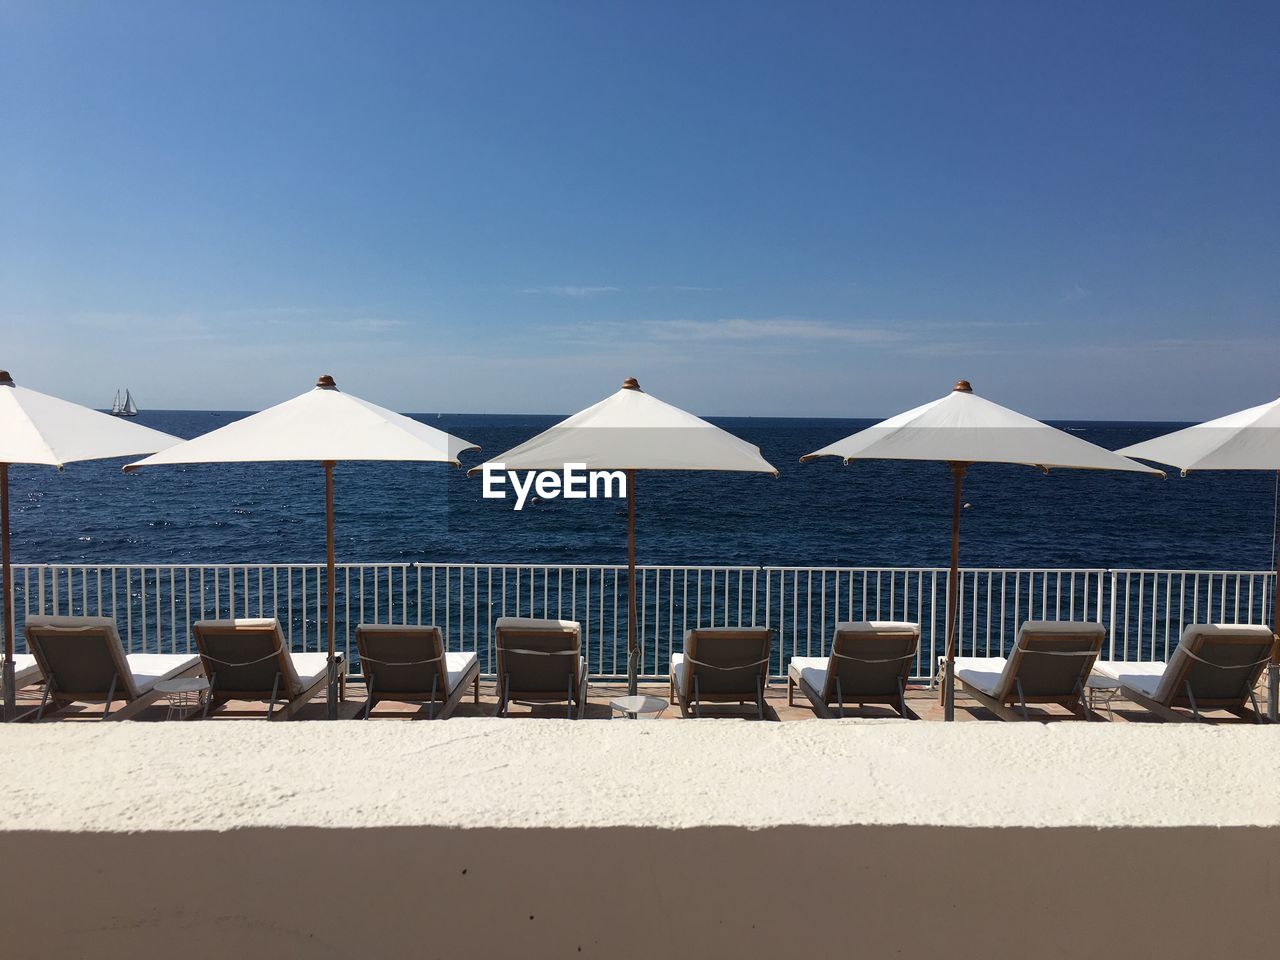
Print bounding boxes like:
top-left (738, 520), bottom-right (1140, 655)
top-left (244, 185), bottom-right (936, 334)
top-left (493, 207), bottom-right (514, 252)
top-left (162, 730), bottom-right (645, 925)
top-left (3, 720), bottom-right (1278, 959)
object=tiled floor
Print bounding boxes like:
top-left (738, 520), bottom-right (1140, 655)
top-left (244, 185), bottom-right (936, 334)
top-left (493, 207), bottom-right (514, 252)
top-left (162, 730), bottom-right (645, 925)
top-left (13, 677), bottom-right (1266, 723)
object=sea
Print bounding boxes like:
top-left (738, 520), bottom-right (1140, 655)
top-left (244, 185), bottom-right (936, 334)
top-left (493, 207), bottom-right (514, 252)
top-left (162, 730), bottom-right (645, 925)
top-left (6, 411), bottom-right (1278, 573)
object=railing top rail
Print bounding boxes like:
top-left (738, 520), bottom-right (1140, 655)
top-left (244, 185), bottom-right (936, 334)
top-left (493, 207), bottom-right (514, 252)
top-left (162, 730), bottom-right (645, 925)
top-left (1107, 568), bottom-right (1276, 576)
top-left (8, 562), bottom-right (1270, 575)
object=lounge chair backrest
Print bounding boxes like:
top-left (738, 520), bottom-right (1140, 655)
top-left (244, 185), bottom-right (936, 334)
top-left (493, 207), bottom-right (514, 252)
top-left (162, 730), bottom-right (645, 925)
top-left (1154, 624), bottom-right (1276, 706)
top-left (824, 621), bottom-right (919, 700)
top-left (680, 627), bottom-right (772, 697)
top-left (24, 615), bottom-right (141, 700)
top-left (994, 621), bottom-right (1105, 702)
top-left (356, 624), bottom-right (446, 696)
top-left (193, 618), bottom-right (301, 697)
top-left (494, 617), bottom-right (582, 695)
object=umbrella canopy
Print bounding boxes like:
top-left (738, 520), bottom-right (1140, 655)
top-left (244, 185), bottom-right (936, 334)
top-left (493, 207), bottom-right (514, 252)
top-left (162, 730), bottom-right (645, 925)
top-left (128, 377), bottom-right (476, 466)
top-left (1, 369), bottom-right (181, 719)
top-left (0, 371), bottom-right (179, 467)
top-left (1117, 395), bottom-right (1280, 473)
top-left (472, 377), bottom-right (777, 694)
top-left (1118, 395), bottom-right (1280, 720)
top-left (475, 377), bottom-right (776, 472)
top-left (802, 380), bottom-right (1161, 720)
top-left (804, 382), bottom-right (1166, 473)
top-left (128, 375), bottom-right (479, 718)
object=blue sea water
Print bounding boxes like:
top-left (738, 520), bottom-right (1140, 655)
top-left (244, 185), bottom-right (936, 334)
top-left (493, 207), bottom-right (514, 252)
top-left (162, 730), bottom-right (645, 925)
top-left (5, 410), bottom-right (1278, 572)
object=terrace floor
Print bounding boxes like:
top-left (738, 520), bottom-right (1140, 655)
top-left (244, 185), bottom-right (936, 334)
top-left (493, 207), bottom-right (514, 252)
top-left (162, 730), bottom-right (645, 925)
top-left (11, 677), bottom-right (1268, 723)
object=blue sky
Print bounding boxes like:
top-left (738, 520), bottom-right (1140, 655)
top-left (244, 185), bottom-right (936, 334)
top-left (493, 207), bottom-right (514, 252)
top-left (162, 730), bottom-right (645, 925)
top-left (2, 1), bottom-right (1277, 420)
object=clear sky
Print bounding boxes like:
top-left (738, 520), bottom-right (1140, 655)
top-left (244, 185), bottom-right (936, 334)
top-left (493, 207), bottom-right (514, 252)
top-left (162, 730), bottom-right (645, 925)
top-left (2, 1), bottom-right (1277, 420)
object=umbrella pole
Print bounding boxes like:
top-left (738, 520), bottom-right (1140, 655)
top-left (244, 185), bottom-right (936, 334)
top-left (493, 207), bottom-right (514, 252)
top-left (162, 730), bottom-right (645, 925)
top-left (325, 461), bottom-right (338, 720)
top-left (943, 462), bottom-right (967, 722)
top-left (1271, 469), bottom-right (1279, 722)
top-left (627, 470), bottom-right (638, 696)
top-left (1, 463), bottom-right (14, 723)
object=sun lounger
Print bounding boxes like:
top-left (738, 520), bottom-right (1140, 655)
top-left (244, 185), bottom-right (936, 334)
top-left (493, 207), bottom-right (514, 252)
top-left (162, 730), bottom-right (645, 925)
top-left (192, 618), bottom-right (345, 720)
top-left (670, 627), bottom-right (773, 719)
top-left (23, 615), bottom-right (202, 721)
top-left (947, 621), bottom-right (1105, 721)
top-left (787, 621), bottom-right (920, 719)
top-left (493, 617), bottom-right (587, 718)
top-left (1092, 623), bottom-right (1276, 723)
top-left (355, 624), bottom-right (480, 719)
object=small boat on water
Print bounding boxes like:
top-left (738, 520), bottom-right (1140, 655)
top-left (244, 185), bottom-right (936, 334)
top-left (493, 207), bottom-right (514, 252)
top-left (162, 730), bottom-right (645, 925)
top-left (110, 389), bottom-right (139, 417)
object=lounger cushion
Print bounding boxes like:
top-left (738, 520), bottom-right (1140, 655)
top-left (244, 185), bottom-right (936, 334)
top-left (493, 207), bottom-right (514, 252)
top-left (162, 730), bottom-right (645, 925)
top-left (14, 653), bottom-right (40, 688)
top-left (670, 652), bottom-right (686, 689)
top-left (443, 651), bottom-right (478, 693)
top-left (494, 617), bottom-right (580, 635)
top-left (1091, 661), bottom-right (1166, 691)
top-left (788, 656), bottom-right (830, 695)
top-left (289, 652), bottom-right (333, 688)
top-left (125, 654), bottom-right (201, 695)
top-left (953, 657), bottom-right (1007, 697)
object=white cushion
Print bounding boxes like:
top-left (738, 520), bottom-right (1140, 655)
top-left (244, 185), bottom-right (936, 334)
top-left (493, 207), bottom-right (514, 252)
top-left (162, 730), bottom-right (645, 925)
top-left (13, 653), bottom-right (40, 688)
top-left (670, 652), bottom-right (686, 690)
top-left (1092, 660), bottom-right (1166, 684)
top-left (788, 656), bottom-right (829, 695)
top-left (494, 616), bottom-right (580, 635)
top-left (835, 620), bottom-right (919, 634)
top-left (1093, 660), bottom-right (1167, 697)
top-left (444, 651), bottom-right (478, 693)
top-left (289, 652), bottom-right (335, 687)
top-left (953, 656), bottom-right (1008, 697)
top-left (124, 654), bottom-right (200, 694)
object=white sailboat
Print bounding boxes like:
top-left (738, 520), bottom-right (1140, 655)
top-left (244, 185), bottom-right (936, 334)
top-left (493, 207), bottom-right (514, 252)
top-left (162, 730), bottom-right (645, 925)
top-left (110, 389), bottom-right (139, 417)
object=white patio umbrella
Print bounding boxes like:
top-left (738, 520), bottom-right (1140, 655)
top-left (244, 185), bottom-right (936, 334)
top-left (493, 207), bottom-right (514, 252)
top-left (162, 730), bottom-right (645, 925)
top-left (802, 380), bottom-right (1162, 720)
top-left (470, 377), bottom-right (777, 694)
top-left (126, 375), bottom-right (478, 719)
top-left (0, 369), bottom-right (180, 719)
top-left (1118, 394), bottom-right (1280, 719)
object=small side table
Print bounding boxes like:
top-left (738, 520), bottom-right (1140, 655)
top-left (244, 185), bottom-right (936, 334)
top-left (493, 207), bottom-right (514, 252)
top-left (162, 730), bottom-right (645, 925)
top-left (1084, 675), bottom-right (1122, 720)
top-left (154, 677), bottom-right (210, 721)
top-left (609, 695), bottom-right (668, 720)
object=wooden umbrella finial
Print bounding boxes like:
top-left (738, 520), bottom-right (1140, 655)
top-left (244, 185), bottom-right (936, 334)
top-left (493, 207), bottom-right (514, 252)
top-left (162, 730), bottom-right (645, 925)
top-left (0, 370), bottom-right (12, 386)
top-left (621, 377), bottom-right (641, 391)
top-left (316, 374), bottom-right (338, 390)
top-left (953, 379), bottom-right (973, 393)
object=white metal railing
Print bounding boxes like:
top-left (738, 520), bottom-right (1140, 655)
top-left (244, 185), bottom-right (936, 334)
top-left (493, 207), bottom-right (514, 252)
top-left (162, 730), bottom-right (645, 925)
top-left (7, 563), bottom-right (1275, 682)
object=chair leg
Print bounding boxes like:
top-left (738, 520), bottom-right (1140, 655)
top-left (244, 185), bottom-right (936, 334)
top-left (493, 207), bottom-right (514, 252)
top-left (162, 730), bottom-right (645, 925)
top-left (1185, 681), bottom-right (1202, 722)
top-left (267, 672), bottom-right (281, 720)
top-left (836, 676), bottom-right (844, 719)
top-left (1075, 679), bottom-right (1095, 721)
top-left (35, 678), bottom-right (55, 721)
top-left (473, 672), bottom-right (480, 704)
top-left (756, 676), bottom-right (765, 721)
top-left (693, 675), bottom-right (701, 718)
top-left (101, 674), bottom-right (118, 720)
top-left (363, 676), bottom-right (376, 720)
top-left (427, 675), bottom-right (438, 721)
top-left (787, 675), bottom-right (795, 707)
top-left (1015, 678), bottom-right (1030, 721)
top-left (204, 673), bottom-right (217, 719)
top-left (497, 675), bottom-right (509, 718)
